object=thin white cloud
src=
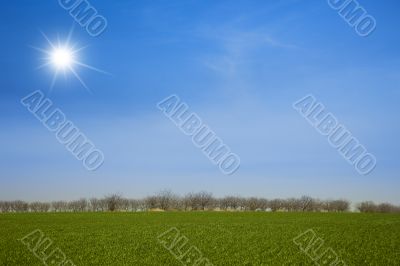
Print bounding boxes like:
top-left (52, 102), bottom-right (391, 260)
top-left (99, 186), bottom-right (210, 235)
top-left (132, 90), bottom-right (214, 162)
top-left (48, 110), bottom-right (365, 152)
top-left (198, 23), bottom-right (298, 77)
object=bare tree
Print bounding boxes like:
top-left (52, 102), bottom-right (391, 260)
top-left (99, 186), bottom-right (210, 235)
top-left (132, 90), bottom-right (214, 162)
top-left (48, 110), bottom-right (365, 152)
top-left (182, 194), bottom-right (193, 211)
top-left (156, 190), bottom-right (177, 211)
top-left (128, 199), bottom-right (140, 212)
top-left (29, 202), bottom-right (40, 212)
top-left (219, 196), bottom-right (241, 211)
top-left (358, 201), bottom-right (400, 213)
top-left (245, 197), bottom-right (263, 211)
top-left (52, 201), bottom-right (68, 212)
top-left (11, 201), bottom-right (29, 212)
top-left (357, 201), bottom-right (377, 213)
top-left (217, 198), bottom-right (226, 210)
top-left (68, 201), bottom-right (80, 212)
top-left (119, 198), bottom-right (130, 211)
top-left (184, 192), bottom-right (214, 211)
top-left (185, 193), bottom-right (198, 210)
top-left (40, 202), bottom-right (51, 212)
top-left (76, 198), bottom-right (88, 212)
top-left (104, 194), bottom-right (122, 212)
top-left (196, 191), bottom-right (213, 210)
top-left (144, 196), bottom-right (158, 209)
top-left (0, 201), bottom-right (11, 212)
top-left (299, 196), bottom-right (315, 212)
top-left (98, 198), bottom-right (108, 211)
top-left (136, 199), bottom-right (147, 211)
top-left (30, 202), bottom-right (49, 212)
top-left (4, 192), bottom-right (400, 214)
top-left (258, 198), bottom-right (269, 211)
top-left (268, 199), bottom-right (282, 212)
top-left (89, 198), bottom-right (101, 212)
top-left (377, 203), bottom-right (397, 213)
top-left (331, 200), bottom-right (350, 212)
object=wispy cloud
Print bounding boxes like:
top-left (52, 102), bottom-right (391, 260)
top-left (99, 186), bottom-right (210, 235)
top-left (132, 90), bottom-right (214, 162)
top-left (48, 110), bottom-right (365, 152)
top-left (198, 23), bottom-right (298, 76)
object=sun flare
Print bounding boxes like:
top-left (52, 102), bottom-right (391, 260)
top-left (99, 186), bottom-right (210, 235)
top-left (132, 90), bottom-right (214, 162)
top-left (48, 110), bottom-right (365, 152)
top-left (51, 47), bottom-right (74, 70)
top-left (31, 30), bottom-right (109, 93)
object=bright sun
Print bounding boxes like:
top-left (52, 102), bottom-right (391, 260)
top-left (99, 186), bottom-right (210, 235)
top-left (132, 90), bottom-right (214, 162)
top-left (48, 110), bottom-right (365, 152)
top-left (32, 31), bottom-right (109, 93)
top-left (51, 47), bottom-right (74, 69)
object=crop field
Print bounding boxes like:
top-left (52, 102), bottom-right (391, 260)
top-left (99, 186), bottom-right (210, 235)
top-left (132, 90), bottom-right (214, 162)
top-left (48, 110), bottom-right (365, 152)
top-left (0, 212), bottom-right (399, 265)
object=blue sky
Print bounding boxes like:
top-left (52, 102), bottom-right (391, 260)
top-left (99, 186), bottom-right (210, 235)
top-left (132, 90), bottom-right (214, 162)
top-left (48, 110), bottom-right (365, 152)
top-left (0, 0), bottom-right (399, 203)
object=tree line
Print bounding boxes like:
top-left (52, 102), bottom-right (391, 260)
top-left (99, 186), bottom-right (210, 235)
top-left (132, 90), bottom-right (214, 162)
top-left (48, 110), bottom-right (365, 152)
top-left (0, 191), bottom-right (399, 213)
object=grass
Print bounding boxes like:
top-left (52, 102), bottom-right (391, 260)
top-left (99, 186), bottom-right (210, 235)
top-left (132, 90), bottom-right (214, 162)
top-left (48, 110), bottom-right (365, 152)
top-left (0, 212), bottom-right (399, 265)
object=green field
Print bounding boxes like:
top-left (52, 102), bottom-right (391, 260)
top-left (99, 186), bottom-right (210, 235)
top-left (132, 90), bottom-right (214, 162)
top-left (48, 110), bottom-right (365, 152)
top-left (0, 212), bottom-right (399, 265)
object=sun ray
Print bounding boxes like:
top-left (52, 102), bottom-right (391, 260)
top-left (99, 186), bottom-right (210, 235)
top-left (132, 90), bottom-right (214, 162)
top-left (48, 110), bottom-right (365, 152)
top-left (33, 30), bottom-right (109, 92)
top-left (73, 61), bottom-right (112, 76)
top-left (68, 66), bottom-right (92, 94)
top-left (49, 70), bottom-right (59, 93)
top-left (39, 31), bottom-right (55, 49)
top-left (28, 45), bottom-right (52, 55)
top-left (35, 62), bottom-right (52, 70)
top-left (71, 45), bottom-right (89, 54)
top-left (66, 23), bottom-right (75, 47)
